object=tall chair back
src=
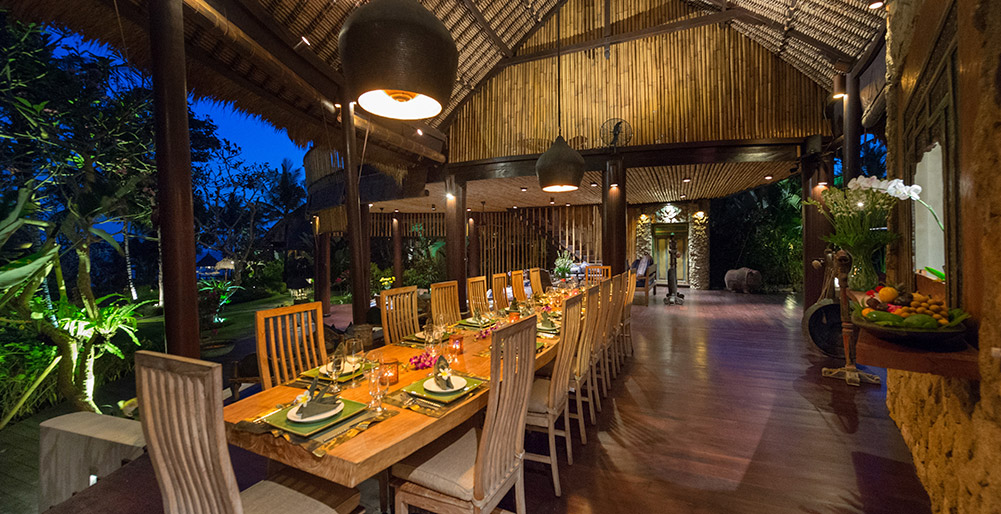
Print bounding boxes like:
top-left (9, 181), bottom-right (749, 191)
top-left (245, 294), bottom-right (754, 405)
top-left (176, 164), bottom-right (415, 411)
top-left (623, 270), bottom-right (637, 322)
top-left (135, 351), bottom-right (242, 514)
top-left (510, 270), bottom-right (528, 303)
top-left (574, 286), bottom-right (600, 379)
top-left (596, 279), bottom-right (613, 350)
top-left (467, 276), bottom-right (490, 315)
top-left (547, 293), bottom-right (583, 409)
top-left (474, 316), bottom-right (537, 502)
top-left (491, 272), bottom-right (510, 310)
top-left (585, 265), bottom-right (611, 285)
top-left (529, 268), bottom-right (544, 296)
top-left (607, 274), bottom-right (626, 337)
top-left (255, 302), bottom-right (327, 389)
top-left (430, 280), bottom-right (462, 324)
top-left (381, 286), bottom-right (420, 346)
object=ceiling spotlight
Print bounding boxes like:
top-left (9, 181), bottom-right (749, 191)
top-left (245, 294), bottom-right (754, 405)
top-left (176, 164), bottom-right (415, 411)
top-left (610, 183), bottom-right (619, 188)
top-left (513, 205), bottom-right (518, 209)
top-left (565, 203), bottom-right (571, 207)
top-left (818, 181), bottom-right (829, 186)
top-left (590, 182), bottom-right (598, 187)
top-left (550, 197), bottom-right (555, 205)
top-left (416, 128), bottom-right (424, 136)
top-left (368, 203), bottom-right (373, 207)
top-left (394, 209), bottom-right (399, 212)
top-left (431, 204), bottom-right (436, 211)
top-left (680, 194), bottom-right (687, 199)
top-left (466, 207), bottom-right (471, 212)
top-left (867, 1), bottom-right (884, 8)
top-left (521, 187), bottom-right (528, 192)
top-left (764, 175), bottom-right (773, 180)
top-left (682, 177), bottom-right (691, 183)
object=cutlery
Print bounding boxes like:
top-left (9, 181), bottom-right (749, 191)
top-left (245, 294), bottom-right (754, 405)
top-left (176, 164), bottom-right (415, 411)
top-left (414, 397), bottom-right (445, 410)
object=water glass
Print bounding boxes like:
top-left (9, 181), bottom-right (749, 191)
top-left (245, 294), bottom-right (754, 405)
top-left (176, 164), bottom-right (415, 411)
top-left (327, 347), bottom-right (345, 392)
top-left (344, 338), bottom-right (364, 386)
top-left (366, 360), bottom-right (388, 412)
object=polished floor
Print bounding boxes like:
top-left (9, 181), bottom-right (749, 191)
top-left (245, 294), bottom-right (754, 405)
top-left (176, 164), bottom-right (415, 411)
top-left (513, 290), bottom-right (930, 513)
top-left (0, 290), bottom-right (931, 513)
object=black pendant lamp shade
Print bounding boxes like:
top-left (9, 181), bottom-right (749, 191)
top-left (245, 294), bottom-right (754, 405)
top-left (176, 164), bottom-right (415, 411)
top-left (338, 0), bottom-right (458, 120)
top-left (536, 136), bottom-right (585, 192)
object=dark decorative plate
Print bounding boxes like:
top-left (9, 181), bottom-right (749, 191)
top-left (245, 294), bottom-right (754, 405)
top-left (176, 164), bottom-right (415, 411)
top-left (852, 314), bottom-right (967, 351)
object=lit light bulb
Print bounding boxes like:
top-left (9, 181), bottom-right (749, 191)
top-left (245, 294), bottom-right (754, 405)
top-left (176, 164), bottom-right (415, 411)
top-left (357, 89), bottom-right (441, 120)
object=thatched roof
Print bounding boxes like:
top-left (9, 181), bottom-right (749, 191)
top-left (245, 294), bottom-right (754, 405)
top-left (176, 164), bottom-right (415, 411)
top-left (4, 0), bottom-right (883, 164)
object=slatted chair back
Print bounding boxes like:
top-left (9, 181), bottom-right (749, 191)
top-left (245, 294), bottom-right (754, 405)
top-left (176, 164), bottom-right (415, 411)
top-left (467, 276), bottom-right (490, 315)
top-left (573, 286), bottom-right (601, 379)
top-left (607, 274), bottom-right (627, 337)
top-left (474, 316), bottom-right (537, 502)
top-left (547, 293), bottom-right (583, 410)
top-left (596, 279), bottom-right (613, 351)
top-left (255, 302), bottom-right (327, 390)
top-left (430, 280), bottom-right (462, 325)
top-left (510, 270), bottom-right (528, 303)
top-left (380, 286), bottom-right (420, 346)
top-left (135, 351), bottom-right (243, 514)
top-left (491, 273), bottom-right (510, 310)
top-left (585, 265), bottom-right (611, 285)
top-left (529, 268), bottom-right (544, 296)
top-left (623, 270), bottom-right (637, 322)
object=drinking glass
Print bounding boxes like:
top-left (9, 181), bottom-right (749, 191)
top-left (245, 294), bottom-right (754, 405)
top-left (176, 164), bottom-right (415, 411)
top-left (327, 347), bottom-right (345, 393)
top-left (366, 359), bottom-right (388, 412)
top-left (344, 338), bottom-right (364, 386)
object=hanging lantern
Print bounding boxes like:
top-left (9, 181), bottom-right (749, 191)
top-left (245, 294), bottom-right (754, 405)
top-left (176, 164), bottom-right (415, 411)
top-left (537, 136), bottom-right (585, 192)
top-left (339, 0), bottom-right (458, 120)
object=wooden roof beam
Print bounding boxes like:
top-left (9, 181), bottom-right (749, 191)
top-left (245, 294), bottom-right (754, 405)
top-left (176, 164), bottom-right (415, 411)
top-left (502, 10), bottom-right (741, 67)
top-left (727, 6), bottom-right (856, 66)
top-left (460, 0), bottom-right (512, 57)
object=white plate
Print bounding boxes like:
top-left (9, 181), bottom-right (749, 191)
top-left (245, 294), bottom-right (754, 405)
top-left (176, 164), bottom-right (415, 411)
top-left (424, 376), bottom-right (467, 394)
top-left (321, 362), bottom-right (361, 376)
top-left (286, 400), bottom-right (344, 423)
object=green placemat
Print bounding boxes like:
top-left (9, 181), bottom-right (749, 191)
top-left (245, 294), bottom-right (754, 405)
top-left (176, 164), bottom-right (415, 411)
top-left (537, 324), bottom-right (559, 334)
top-left (301, 362), bottom-right (373, 383)
top-left (458, 317), bottom-right (496, 329)
top-left (263, 398), bottom-right (367, 437)
top-left (401, 376), bottom-right (484, 404)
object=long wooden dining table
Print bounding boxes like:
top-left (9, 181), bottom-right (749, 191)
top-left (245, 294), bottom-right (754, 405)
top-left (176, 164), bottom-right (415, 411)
top-left (223, 326), bottom-right (560, 488)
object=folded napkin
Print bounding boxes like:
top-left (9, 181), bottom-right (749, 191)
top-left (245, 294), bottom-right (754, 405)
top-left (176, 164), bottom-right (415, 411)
top-left (539, 312), bottom-right (556, 330)
top-left (295, 379), bottom-right (341, 418)
top-left (434, 355), bottom-right (454, 389)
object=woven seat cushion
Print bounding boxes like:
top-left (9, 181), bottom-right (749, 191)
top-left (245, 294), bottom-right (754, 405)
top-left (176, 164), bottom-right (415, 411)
top-left (392, 426), bottom-right (479, 501)
top-left (241, 479), bottom-right (351, 514)
top-left (527, 378), bottom-right (550, 414)
top-left (255, 465), bottom-right (360, 513)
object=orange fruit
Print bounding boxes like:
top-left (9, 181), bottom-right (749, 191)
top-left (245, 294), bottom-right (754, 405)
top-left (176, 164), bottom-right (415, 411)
top-left (878, 287), bottom-right (899, 303)
top-left (862, 308), bottom-right (874, 317)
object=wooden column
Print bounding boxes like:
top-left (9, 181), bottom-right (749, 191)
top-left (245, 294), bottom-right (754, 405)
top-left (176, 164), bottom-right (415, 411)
top-left (361, 202), bottom-right (371, 299)
top-left (801, 138), bottom-right (833, 307)
top-left (149, 0), bottom-right (199, 357)
top-left (392, 212), bottom-right (403, 287)
top-left (314, 231), bottom-right (331, 315)
top-left (602, 156), bottom-right (627, 274)
top-left (342, 101), bottom-right (367, 325)
top-left (444, 175), bottom-right (467, 307)
top-left (843, 72), bottom-right (863, 181)
top-left (467, 214), bottom-right (480, 278)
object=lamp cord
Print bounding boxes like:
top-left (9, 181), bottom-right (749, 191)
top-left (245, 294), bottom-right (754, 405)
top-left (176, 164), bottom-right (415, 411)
top-left (557, 10), bottom-right (562, 138)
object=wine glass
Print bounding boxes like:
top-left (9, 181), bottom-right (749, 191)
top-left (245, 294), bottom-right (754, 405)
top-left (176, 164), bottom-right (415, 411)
top-left (366, 359), bottom-right (388, 412)
top-left (327, 346), bottom-right (345, 393)
top-left (344, 338), bottom-right (364, 386)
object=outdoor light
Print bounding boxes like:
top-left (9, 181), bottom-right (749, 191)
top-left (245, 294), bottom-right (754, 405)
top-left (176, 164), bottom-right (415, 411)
top-left (339, 0), bottom-right (458, 120)
top-left (536, 16), bottom-right (584, 192)
top-left (682, 177), bottom-right (691, 183)
top-left (833, 74), bottom-right (847, 99)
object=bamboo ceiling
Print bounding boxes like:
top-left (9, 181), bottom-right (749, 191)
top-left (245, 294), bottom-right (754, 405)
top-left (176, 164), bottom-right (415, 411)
top-left (370, 160), bottom-right (798, 213)
top-left (5, 0), bottom-right (883, 161)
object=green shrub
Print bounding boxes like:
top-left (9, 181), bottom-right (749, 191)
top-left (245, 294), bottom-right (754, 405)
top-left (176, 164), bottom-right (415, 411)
top-left (244, 259), bottom-right (287, 294)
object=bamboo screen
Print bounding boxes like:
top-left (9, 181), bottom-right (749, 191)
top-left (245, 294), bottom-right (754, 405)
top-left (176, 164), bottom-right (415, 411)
top-left (448, 6), bottom-right (829, 162)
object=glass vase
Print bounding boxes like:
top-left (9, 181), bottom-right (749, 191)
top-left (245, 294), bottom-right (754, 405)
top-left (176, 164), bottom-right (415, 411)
top-left (846, 245), bottom-right (880, 292)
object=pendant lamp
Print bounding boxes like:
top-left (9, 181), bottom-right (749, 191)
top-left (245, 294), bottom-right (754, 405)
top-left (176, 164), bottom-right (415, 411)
top-left (536, 13), bottom-right (584, 192)
top-left (339, 0), bottom-right (458, 120)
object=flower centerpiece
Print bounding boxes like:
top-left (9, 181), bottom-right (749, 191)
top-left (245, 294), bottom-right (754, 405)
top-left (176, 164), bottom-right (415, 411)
top-left (805, 176), bottom-right (941, 291)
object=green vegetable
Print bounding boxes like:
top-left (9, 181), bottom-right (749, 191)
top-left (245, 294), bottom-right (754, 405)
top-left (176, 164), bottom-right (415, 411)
top-left (902, 314), bottom-right (938, 329)
top-left (945, 308), bottom-right (971, 328)
top-left (865, 311), bottom-right (904, 325)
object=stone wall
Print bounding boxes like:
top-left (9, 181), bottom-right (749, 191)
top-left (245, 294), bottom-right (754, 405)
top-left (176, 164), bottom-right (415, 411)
top-left (689, 214), bottom-right (709, 290)
top-left (630, 202), bottom-right (709, 289)
top-left (885, 1), bottom-right (1001, 512)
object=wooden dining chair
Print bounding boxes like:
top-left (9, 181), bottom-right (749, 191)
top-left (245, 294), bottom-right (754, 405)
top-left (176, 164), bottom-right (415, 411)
top-left (135, 351), bottom-right (362, 514)
top-left (607, 273), bottom-right (628, 377)
top-left (256, 302), bottom-right (327, 390)
top-left (525, 293), bottom-right (583, 496)
top-left (529, 267), bottom-right (544, 296)
top-left (585, 265), bottom-right (611, 285)
top-left (430, 280), bottom-right (462, 324)
top-left (620, 270), bottom-right (638, 360)
top-left (511, 270), bottom-right (528, 303)
top-left (380, 286), bottom-right (421, 346)
top-left (569, 285), bottom-right (601, 435)
top-left (466, 276), bottom-right (490, 315)
top-left (491, 272), bottom-right (510, 310)
top-left (592, 278), bottom-right (613, 398)
top-left (392, 316), bottom-right (538, 514)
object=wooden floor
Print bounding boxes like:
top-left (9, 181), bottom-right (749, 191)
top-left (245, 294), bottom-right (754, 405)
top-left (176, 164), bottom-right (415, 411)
top-left (512, 290), bottom-right (931, 513)
top-left (0, 290), bottom-right (931, 513)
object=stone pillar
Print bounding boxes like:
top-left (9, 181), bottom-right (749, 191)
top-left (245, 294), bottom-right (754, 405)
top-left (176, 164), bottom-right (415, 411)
top-left (688, 202), bottom-right (710, 290)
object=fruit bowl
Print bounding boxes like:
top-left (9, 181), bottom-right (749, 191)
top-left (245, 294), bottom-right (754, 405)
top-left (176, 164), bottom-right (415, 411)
top-left (852, 313), bottom-right (968, 350)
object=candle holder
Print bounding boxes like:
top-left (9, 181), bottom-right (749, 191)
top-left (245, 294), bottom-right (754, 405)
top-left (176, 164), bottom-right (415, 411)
top-left (382, 358), bottom-right (399, 385)
top-left (449, 334), bottom-right (464, 355)
top-left (507, 312), bottom-right (521, 323)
